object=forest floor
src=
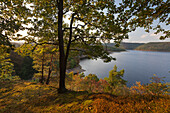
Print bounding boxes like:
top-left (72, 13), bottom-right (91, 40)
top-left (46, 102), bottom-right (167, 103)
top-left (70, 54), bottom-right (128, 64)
top-left (0, 80), bottom-right (169, 113)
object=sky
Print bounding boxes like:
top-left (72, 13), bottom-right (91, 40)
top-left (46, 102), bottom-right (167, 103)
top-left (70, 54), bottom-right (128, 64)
top-left (124, 28), bottom-right (170, 43)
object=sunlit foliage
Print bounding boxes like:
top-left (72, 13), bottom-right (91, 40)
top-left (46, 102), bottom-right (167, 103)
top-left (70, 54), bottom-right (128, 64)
top-left (0, 45), bottom-right (14, 80)
top-left (0, 79), bottom-right (169, 113)
top-left (130, 75), bottom-right (169, 95)
top-left (66, 66), bottom-right (128, 95)
top-left (136, 42), bottom-right (170, 52)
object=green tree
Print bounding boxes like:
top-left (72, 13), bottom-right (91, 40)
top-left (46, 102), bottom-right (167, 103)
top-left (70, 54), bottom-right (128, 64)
top-left (0, 45), bottom-right (14, 80)
top-left (104, 65), bottom-right (126, 87)
top-left (0, 0), bottom-right (32, 80)
top-left (84, 74), bottom-right (99, 82)
top-left (0, 0), bottom-right (28, 47)
top-left (20, 56), bottom-right (35, 80)
top-left (118, 0), bottom-right (169, 39)
top-left (32, 44), bottom-right (58, 84)
top-left (24, 0), bottom-right (129, 93)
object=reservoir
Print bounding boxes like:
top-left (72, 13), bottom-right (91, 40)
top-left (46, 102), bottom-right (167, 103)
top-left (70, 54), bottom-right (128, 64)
top-left (80, 50), bottom-right (170, 87)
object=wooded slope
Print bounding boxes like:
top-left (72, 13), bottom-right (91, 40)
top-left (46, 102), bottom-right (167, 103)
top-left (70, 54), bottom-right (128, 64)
top-left (135, 42), bottom-right (170, 52)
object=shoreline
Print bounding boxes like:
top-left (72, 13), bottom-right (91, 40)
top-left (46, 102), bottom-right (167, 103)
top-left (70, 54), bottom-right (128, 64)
top-left (66, 65), bottom-right (85, 74)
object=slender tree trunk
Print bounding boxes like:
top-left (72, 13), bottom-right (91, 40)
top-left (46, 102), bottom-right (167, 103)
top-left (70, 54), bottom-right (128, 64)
top-left (65, 13), bottom-right (75, 66)
top-left (46, 54), bottom-right (53, 85)
top-left (40, 52), bottom-right (44, 84)
top-left (58, 0), bottom-right (67, 93)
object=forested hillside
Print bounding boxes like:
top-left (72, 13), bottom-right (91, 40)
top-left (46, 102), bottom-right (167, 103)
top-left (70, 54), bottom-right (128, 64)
top-left (121, 42), bottom-right (144, 50)
top-left (135, 42), bottom-right (170, 52)
top-left (105, 42), bottom-right (170, 52)
top-left (104, 43), bottom-right (126, 52)
top-left (104, 42), bottom-right (144, 51)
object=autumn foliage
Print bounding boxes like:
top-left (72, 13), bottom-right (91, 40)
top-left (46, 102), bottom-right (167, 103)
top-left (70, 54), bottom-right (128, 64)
top-left (0, 65), bottom-right (169, 113)
top-left (0, 79), bottom-right (169, 113)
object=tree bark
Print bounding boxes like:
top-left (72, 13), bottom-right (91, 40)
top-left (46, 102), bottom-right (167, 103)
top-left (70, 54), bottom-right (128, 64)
top-left (65, 13), bottom-right (75, 65)
top-left (40, 52), bottom-right (44, 84)
top-left (46, 54), bottom-right (53, 85)
top-left (58, 0), bottom-right (67, 93)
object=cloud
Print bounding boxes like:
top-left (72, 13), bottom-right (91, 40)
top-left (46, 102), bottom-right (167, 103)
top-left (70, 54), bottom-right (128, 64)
top-left (150, 33), bottom-right (156, 37)
top-left (141, 34), bottom-right (148, 38)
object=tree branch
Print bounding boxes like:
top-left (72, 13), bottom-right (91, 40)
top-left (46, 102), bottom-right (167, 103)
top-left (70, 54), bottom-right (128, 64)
top-left (71, 35), bottom-right (104, 42)
top-left (64, 13), bottom-right (76, 63)
top-left (31, 42), bottom-right (58, 52)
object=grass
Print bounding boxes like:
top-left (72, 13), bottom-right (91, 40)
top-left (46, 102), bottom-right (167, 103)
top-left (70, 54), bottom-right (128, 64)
top-left (0, 80), bottom-right (169, 113)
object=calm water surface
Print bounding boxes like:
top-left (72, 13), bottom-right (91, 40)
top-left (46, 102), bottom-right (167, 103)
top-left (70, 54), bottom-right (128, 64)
top-left (80, 50), bottom-right (170, 87)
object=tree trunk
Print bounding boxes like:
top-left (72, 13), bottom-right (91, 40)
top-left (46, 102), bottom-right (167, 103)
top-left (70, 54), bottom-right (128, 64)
top-left (46, 67), bottom-right (52, 85)
top-left (40, 52), bottom-right (44, 84)
top-left (58, 0), bottom-right (67, 93)
top-left (46, 54), bottom-right (53, 85)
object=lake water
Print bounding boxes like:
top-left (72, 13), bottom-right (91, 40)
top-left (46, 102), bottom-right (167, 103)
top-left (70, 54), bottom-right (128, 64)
top-left (79, 50), bottom-right (170, 87)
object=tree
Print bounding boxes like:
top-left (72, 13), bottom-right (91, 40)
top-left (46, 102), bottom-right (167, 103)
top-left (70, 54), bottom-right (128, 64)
top-left (84, 74), bottom-right (99, 82)
top-left (19, 56), bottom-right (35, 80)
top-left (13, 0), bottom-right (169, 93)
top-left (0, 45), bottom-right (14, 80)
top-left (24, 0), bottom-right (129, 93)
top-left (0, 0), bottom-right (33, 80)
top-left (104, 65), bottom-right (126, 87)
top-left (118, 0), bottom-right (169, 39)
top-left (32, 44), bottom-right (58, 84)
top-left (0, 0), bottom-right (28, 47)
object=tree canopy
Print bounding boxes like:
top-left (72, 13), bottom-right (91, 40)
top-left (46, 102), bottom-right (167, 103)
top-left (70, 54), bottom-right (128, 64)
top-left (0, 0), bottom-right (29, 46)
top-left (118, 0), bottom-right (169, 39)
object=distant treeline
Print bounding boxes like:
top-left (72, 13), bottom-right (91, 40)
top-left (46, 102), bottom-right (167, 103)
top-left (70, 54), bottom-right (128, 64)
top-left (104, 44), bottom-right (126, 52)
top-left (121, 42), bottom-right (144, 50)
top-left (135, 42), bottom-right (170, 52)
top-left (104, 42), bottom-right (144, 51)
top-left (104, 42), bottom-right (170, 52)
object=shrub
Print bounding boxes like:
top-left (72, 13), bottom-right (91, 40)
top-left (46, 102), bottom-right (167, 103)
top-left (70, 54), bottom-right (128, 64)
top-left (130, 75), bottom-right (168, 95)
top-left (66, 65), bottom-right (129, 95)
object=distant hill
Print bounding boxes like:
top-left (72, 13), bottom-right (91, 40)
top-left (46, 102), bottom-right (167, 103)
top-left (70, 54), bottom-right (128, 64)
top-left (104, 43), bottom-right (126, 52)
top-left (135, 42), bottom-right (170, 52)
top-left (104, 42), bottom-right (144, 51)
top-left (105, 42), bottom-right (170, 52)
top-left (121, 42), bottom-right (144, 50)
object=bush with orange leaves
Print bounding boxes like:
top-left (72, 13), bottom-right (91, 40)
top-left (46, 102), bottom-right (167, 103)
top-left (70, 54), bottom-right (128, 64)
top-left (130, 75), bottom-right (169, 95)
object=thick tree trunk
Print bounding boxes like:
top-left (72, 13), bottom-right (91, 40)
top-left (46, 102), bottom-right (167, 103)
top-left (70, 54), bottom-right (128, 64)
top-left (58, 0), bottom-right (67, 93)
